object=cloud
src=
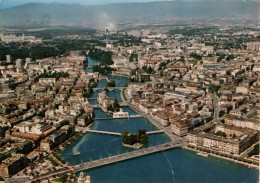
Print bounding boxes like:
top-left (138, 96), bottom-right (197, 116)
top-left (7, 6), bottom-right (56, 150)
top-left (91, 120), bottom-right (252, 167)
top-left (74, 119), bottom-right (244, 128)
top-left (96, 12), bottom-right (117, 30)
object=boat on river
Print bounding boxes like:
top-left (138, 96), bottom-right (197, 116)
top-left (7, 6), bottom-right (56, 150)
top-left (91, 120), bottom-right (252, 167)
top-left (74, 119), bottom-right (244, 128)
top-left (197, 152), bottom-right (209, 158)
top-left (73, 151), bottom-right (80, 156)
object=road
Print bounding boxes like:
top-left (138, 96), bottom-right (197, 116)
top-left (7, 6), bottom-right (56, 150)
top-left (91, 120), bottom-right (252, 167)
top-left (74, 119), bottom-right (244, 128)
top-left (73, 141), bottom-right (183, 172)
top-left (213, 92), bottom-right (219, 122)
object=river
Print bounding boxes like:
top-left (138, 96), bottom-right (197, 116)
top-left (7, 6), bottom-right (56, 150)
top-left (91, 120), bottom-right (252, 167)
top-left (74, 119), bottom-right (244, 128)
top-left (61, 57), bottom-right (259, 183)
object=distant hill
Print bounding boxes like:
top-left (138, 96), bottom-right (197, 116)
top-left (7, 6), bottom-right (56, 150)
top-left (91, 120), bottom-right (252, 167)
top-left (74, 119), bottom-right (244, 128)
top-left (0, 1), bottom-right (259, 27)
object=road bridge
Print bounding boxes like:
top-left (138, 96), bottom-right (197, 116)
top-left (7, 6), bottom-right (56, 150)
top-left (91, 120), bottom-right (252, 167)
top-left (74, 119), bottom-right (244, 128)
top-left (95, 115), bottom-right (142, 120)
top-left (89, 102), bottom-right (129, 109)
top-left (93, 87), bottom-right (127, 91)
top-left (72, 141), bottom-right (183, 172)
top-left (86, 129), bottom-right (164, 136)
top-left (89, 104), bottom-right (100, 108)
top-left (99, 76), bottom-right (110, 81)
top-left (30, 141), bottom-right (183, 182)
top-left (86, 129), bottom-right (121, 136)
top-left (146, 130), bottom-right (164, 134)
top-left (111, 72), bottom-right (130, 78)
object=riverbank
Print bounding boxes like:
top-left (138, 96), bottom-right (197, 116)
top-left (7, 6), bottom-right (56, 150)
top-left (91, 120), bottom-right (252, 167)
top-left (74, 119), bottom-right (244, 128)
top-left (129, 104), bottom-right (176, 141)
top-left (127, 98), bottom-right (259, 171)
top-left (184, 145), bottom-right (259, 170)
top-left (57, 57), bottom-right (260, 183)
top-left (128, 99), bottom-right (259, 171)
top-left (122, 143), bottom-right (144, 149)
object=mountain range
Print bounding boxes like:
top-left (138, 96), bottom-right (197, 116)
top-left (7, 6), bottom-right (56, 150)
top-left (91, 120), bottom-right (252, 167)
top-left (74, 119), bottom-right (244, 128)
top-left (0, 1), bottom-right (259, 27)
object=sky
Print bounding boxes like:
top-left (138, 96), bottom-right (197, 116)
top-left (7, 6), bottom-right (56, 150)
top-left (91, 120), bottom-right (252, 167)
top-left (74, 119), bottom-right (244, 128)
top-left (0, 0), bottom-right (172, 9)
top-left (0, 0), bottom-right (259, 9)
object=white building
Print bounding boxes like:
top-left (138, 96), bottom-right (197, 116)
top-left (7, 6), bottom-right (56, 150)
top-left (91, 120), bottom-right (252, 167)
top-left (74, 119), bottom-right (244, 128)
top-left (113, 108), bottom-right (129, 118)
top-left (78, 172), bottom-right (91, 183)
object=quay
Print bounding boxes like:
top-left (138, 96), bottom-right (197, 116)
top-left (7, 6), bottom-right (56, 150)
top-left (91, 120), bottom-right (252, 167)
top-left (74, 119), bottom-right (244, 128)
top-left (129, 104), bottom-right (180, 142)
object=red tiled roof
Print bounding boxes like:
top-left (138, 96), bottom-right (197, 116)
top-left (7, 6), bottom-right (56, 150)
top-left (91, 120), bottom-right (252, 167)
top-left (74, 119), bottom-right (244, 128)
top-left (11, 131), bottom-right (40, 140)
top-left (149, 58), bottom-right (160, 61)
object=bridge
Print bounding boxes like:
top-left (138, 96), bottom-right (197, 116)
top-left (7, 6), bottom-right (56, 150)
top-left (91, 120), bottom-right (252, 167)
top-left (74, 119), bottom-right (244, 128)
top-left (93, 87), bottom-right (127, 91)
top-left (99, 76), bottom-right (110, 81)
top-left (30, 141), bottom-right (183, 182)
top-left (86, 129), bottom-right (164, 136)
top-left (89, 102), bottom-right (129, 109)
top-left (89, 104), bottom-right (100, 108)
top-left (72, 141), bottom-right (183, 172)
top-left (86, 129), bottom-right (121, 136)
top-left (111, 72), bottom-right (130, 78)
top-left (95, 115), bottom-right (142, 120)
top-left (87, 98), bottom-right (97, 100)
top-left (118, 101), bottom-right (129, 106)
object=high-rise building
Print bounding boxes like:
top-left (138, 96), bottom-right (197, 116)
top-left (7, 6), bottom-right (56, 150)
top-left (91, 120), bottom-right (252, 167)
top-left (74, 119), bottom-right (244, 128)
top-left (6, 55), bottom-right (12, 63)
top-left (247, 42), bottom-right (260, 51)
top-left (25, 58), bottom-right (32, 64)
top-left (105, 28), bottom-right (110, 36)
top-left (0, 154), bottom-right (28, 177)
top-left (15, 59), bottom-right (23, 68)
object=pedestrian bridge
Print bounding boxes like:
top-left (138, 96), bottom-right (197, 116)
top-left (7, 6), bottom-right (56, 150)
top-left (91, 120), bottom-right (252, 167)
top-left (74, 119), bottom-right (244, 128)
top-left (95, 115), bottom-right (142, 120)
top-left (86, 129), bottom-right (164, 136)
top-left (89, 102), bottom-right (129, 108)
top-left (92, 87), bottom-right (127, 91)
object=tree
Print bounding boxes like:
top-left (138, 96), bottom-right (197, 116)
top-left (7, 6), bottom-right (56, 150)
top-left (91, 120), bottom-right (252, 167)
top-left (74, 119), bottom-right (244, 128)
top-left (121, 130), bottom-right (149, 146)
top-left (8, 83), bottom-right (18, 90)
top-left (128, 134), bottom-right (138, 145)
top-left (90, 81), bottom-right (97, 88)
top-left (189, 53), bottom-right (202, 60)
top-left (139, 134), bottom-right (148, 144)
top-left (121, 131), bottom-right (129, 144)
top-left (142, 66), bottom-right (153, 74)
top-left (106, 80), bottom-right (116, 87)
top-left (113, 100), bottom-right (120, 109)
top-left (209, 84), bottom-right (220, 93)
top-left (226, 54), bottom-right (234, 61)
top-left (107, 105), bottom-right (113, 112)
top-left (232, 134), bottom-right (237, 139)
top-left (129, 53), bottom-right (138, 62)
top-left (215, 131), bottom-right (226, 137)
top-left (138, 129), bottom-right (146, 136)
top-left (88, 48), bottom-right (114, 65)
top-left (219, 110), bottom-right (225, 117)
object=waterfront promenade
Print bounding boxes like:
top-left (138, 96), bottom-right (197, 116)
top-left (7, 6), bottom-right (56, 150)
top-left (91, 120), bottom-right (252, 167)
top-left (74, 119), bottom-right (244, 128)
top-left (129, 104), bottom-right (183, 142)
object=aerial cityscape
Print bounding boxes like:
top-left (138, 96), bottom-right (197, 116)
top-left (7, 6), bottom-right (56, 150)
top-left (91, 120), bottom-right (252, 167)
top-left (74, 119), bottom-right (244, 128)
top-left (0, 0), bottom-right (259, 182)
